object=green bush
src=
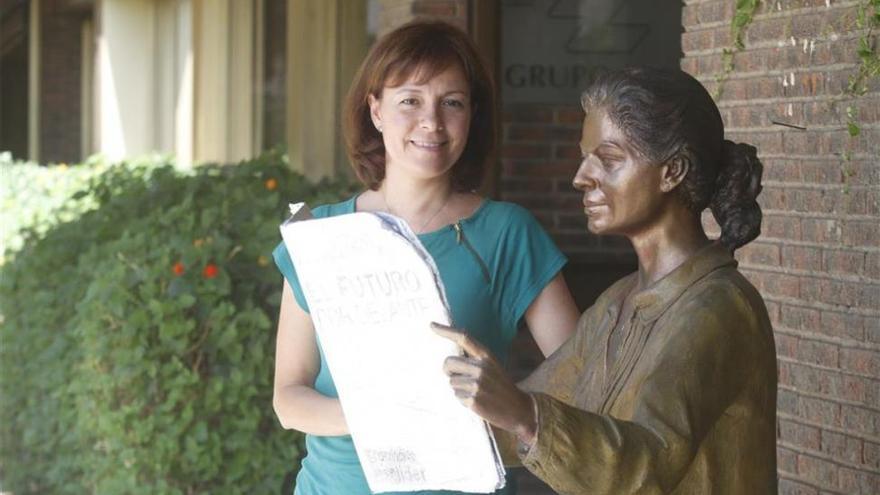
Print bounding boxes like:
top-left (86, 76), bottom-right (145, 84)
top-left (0, 152), bottom-right (107, 261)
top-left (0, 152), bottom-right (358, 494)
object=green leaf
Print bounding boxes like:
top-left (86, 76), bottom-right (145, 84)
top-left (178, 293), bottom-right (196, 308)
top-left (848, 122), bottom-right (861, 136)
top-left (167, 277), bottom-right (193, 298)
top-left (858, 37), bottom-right (873, 56)
top-left (846, 105), bottom-right (857, 119)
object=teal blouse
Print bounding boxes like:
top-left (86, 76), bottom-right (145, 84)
top-left (273, 196), bottom-right (566, 495)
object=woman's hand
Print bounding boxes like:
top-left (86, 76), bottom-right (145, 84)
top-left (273, 280), bottom-right (349, 435)
top-left (432, 322), bottom-right (537, 445)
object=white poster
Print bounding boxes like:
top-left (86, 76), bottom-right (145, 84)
top-left (280, 204), bottom-right (505, 494)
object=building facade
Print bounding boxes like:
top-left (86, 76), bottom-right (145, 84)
top-left (2, 0), bottom-right (370, 175)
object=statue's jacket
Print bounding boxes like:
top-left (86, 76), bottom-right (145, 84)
top-left (499, 243), bottom-right (778, 495)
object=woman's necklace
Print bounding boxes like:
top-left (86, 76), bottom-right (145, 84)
top-left (383, 192), bottom-right (452, 234)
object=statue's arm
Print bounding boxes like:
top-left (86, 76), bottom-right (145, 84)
top-left (516, 285), bottom-right (753, 495)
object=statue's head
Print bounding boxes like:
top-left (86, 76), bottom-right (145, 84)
top-left (576, 67), bottom-right (763, 251)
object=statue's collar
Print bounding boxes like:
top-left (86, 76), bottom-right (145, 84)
top-left (620, 242), bottom-right (738, 323)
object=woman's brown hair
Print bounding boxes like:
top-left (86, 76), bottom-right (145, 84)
top-left (343, 20), bottom-right (496, 191)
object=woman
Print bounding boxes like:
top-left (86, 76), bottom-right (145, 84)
top-left (435, 67), bottom-right (778, 494)
top-left (271, 21), bottom-right (580, 495)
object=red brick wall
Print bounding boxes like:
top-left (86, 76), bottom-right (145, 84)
top-left (683, 1), bottom-right (880, 494)
top-left (0, 2), bottom-right (30, 160)
top-left (39, 0), bottom-right (87, 164)
top-left (499, 104), bottom-right (637, 264)
top-left (263, 0), bottom-right (287, 149)
top-left (500, 105), bottom-right (581, 251)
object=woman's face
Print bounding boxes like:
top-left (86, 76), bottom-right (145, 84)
top-left (368, 64), bottom-right (472, 182)
top-left (573, 108), bottom-right (667, 237)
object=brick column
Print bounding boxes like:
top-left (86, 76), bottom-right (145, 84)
top-left (39, 0), bottom-right (86, 163)
top-left (683, 1), bottom-right (880, 494)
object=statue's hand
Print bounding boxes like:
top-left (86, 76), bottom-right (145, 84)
top-left (431, 322), bottom-right (537, 445)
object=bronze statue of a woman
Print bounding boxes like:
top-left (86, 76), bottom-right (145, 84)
top-left (434, 67), bottom-right (777, 494)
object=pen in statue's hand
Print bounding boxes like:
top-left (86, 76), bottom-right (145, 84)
top-left (431, 322), bottom-right (537, 446)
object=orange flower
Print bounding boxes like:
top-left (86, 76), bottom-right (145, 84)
top-left (265, 178), bottom-right (278, 191)
top-left (202, 263), bottom-right (219, 279)
top-left (172, 262), bottom-right (185, 276)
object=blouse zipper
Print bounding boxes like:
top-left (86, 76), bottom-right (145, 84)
top-left (453, 221), bottom-right (491, 283)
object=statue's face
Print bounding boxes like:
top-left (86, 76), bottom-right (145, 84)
top-left (572, 108), bottom-right (666, 237)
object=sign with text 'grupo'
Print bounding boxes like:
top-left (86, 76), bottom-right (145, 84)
top-left (501, 0), bottom-right (682, 104)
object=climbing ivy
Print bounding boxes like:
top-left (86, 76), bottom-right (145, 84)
top-left (844, 0), bottom-right (879, 137)
top-left (714, 0), bottom-right (761, 99)
top-left (835, 0), bottom-right (878, 193)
